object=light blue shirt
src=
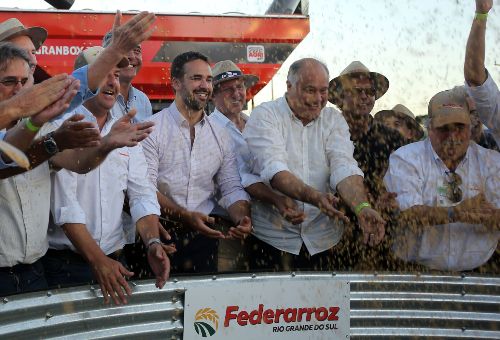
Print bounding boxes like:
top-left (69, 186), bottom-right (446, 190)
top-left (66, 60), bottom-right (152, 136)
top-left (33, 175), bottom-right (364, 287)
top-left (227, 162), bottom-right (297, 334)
top-left (111, 86), bottom-right (152, 122)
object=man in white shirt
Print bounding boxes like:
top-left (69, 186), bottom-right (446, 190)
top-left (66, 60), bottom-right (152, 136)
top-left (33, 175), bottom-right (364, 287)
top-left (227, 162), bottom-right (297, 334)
top-left (464, 0), bottom-right (499, 145)
top-left (142, 52), bottom-right (252, 274)
top-left (243, 58), bottom-right (385, 271)
top-left (210, 60), bottom-right (304, 271)
top-left (384, 87), bottom-right (500, 271)
top-left (45, 46), bottom-right (170, 305)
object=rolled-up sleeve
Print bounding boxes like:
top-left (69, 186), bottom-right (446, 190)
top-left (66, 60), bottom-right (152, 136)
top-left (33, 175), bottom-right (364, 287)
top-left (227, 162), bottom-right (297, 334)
top-left (51, 168), bottom-right (86, 225)
top-left (0, 131), bottom-right (16, 169)
top-left (141, 118), bottom-right (161, 189)
top-left (69, 65), bottom-right (98, 112)
top-left (384, 150), bottom-right (424, 210)
top-left (216, 131), bottom-right (249, 209)
top-left (126, 144), bottom-right (161, 224)
top-left (326, 114), bottom-right (364, 188)
top-left (243, 105), bottom-right (289, 182)
top-left (465, 71), bottom-right (500, 145)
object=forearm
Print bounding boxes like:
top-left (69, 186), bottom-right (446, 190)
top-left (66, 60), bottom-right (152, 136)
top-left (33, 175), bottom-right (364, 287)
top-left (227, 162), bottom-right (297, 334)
top-left (0, 103), bottom-right (21, 130)
top-left (0, 137), bottom-right (53, 179)
top-left (336, 175), bottom-right (369, 212)
top-left (464, 16), bottom-right (487, 86)
top-left (87, 48), bottom-right (126, 91)
top-left (270, 170), bottom-right (320, 205)
top-left (157, 191), bottom-right (187, 221)
top-left (135, 214), bottom-right (160, 245)
top-left (226, 200), bottom-right (251, 224)
top-left (3, 121), bottom-right (38, 152)
top-left (399, 205), bottom-right (450, 229)
top-left (62, 223), bottom-right (107, 264)
top-left (245, 182), bottom-right (283, 205)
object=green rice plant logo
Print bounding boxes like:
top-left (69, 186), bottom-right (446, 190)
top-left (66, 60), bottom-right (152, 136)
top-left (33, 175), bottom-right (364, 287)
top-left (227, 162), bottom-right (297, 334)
top-left (194, 308), bottom-right (219, 337)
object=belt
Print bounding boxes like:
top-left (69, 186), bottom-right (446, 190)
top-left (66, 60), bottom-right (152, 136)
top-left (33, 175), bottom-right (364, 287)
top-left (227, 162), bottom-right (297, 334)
top-left (0, 259), bottom-right (43, 273)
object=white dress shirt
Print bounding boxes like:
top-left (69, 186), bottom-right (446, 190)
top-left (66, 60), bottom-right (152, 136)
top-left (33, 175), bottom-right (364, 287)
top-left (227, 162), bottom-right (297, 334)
top-left (210, 108), bottom-right (261, 188)
top-left (243, 96), bottom-right (363, 255)
top-left (141, 102), bottom-right (249, 215)
top-left (384, 138), bottom-right (500, 271)
top-left (465, 71), bottom-right (500, 145)
top-left (48, 105), bottom-right (160, 255)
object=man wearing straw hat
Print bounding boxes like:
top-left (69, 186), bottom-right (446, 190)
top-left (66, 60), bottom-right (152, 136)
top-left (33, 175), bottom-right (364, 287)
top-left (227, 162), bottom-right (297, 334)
top-left (243, 58), bottom-right (385, 271)
top-left (464, 0), bottom-right (499, 146)
top-left (210, 60), bottom-right (305, 271)
top-left (384, 87), bottom-right (500, 272)
top-left (374, 104), bottom-right (425, 143)
top-left (328, 61), bottom-right (406, 270)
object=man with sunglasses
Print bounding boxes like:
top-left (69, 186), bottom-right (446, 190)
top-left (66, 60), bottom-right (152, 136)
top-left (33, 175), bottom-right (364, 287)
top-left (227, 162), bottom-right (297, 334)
top-left (328, 61), bottom-right (407, 270)
top-left (464, 0), bottom-right (499, 147)
top-left (384, 87), bottom-right (500, 272)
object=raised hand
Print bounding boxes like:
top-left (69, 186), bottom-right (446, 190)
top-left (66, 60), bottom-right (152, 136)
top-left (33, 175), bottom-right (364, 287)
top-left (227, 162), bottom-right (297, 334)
top-left (476, 0), bottom-right (493, 14)
top-left (52, 113), bottom-right (101, 150)
top-left (109, 11), bottom-right (156, 55)
top-left (30, 77), bottom-right (80, 126)
top-left (101, 109), bottom-right (154, 151)
top-left (358, 207), bottom-right (386, 247)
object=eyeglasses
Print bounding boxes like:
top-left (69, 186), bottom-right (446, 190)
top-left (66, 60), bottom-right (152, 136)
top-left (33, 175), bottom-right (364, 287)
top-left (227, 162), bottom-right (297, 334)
top-left (0, 77), bottom-right (29, 88)
top-left (343, 87), bottom-right (376, 97)
top-left (445, 171), bottom-right (463, 203)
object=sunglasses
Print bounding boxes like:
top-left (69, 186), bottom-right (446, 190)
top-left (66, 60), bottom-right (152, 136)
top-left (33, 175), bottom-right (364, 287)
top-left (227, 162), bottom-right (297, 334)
top-left (343, 87), bottom-right (376, 97)
top-left (445, 171), bottom-right (463, 203)
top-left (0, 77), bottom-right (29, 88)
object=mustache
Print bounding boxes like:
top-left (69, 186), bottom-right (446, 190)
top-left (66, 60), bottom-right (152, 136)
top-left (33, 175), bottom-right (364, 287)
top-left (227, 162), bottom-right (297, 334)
top-left (442, 140), bottom-right (463, 147)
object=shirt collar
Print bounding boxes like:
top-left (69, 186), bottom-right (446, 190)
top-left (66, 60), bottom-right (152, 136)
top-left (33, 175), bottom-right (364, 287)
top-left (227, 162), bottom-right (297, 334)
top-left (170, 100), bottom-right (207, 127)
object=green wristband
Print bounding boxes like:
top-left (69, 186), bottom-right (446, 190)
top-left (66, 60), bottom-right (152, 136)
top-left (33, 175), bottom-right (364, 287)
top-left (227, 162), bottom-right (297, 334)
top-left (474, 12), bottom-right (488, 21)
top-left (24, 117), bottom-right (41, 132)
top-left (354, 202), bottom-right (371, 216)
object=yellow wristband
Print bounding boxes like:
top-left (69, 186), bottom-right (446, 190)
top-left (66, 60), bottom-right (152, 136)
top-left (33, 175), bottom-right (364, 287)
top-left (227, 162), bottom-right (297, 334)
top-left (354, 202), bottom-right (371, 216)
top-left (475, 12), bottom-right (488, 21)
top-left (24, 117), bottom-right (41, 132)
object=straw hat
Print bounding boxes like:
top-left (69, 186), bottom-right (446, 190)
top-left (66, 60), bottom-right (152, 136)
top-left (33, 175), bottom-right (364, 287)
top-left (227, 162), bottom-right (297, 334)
top-left (328, 61), bottom-right (389, 106)
top-left (375, 104), bottom-right (424, 139)
top-left (212, 60), bottom-right (259, 89)
top-left (74, 46), bottom-right (129, 70)
top-left (0, 18), bottom-right (47, 50)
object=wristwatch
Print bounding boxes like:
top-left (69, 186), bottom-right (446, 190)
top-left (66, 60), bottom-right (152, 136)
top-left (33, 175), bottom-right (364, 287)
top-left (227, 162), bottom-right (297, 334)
top-left (43, 132), bottom-right (59, 156)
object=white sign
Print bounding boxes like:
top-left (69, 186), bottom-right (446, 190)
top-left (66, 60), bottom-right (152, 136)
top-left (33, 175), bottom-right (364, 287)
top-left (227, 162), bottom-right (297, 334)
top-left (247, 45), bottom-right (265, 62)
top-left (184, 278), bottom-right (350, 339)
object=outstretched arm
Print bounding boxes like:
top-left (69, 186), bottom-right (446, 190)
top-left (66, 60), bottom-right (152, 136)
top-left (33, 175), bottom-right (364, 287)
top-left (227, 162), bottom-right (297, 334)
top-left (464, 0), bottom-right (492, 86)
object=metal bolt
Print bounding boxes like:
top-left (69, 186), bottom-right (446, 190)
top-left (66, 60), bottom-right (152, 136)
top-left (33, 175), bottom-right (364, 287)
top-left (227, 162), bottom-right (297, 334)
top-left (45, 312), bottom-right (53, 319)
top-left (172, 296), bottom-right (178, 302)
top-left (461, 272), bottom-right (466, 279)
top-left (175, 289), bottom-right (183, 294)
top-left (461, 290), bottom-right (466, 296)
top-left (251, 273), bottom-right (256, 278)
top-left (3, 297), bottom-right (8, 304)
top-left (90, 286), bottom-right (95, 291)
top-left (131, 281), bottom-right (137, 287)
top-left (173, 278), bottom-right (178, 283)
top-left (416, 271), bottom-right (421, 277)
top-left (332, 272), bottom-right (337, 276)
top-left (46, 291), bottom-right (52, 297)
top-left (373, 271), bottom-right (378, 276)
top-left (462, 326), bottom-right (466, 332)
top-left (212, 275), bottom-right (217, 280)
top-left (291, 272), bottom-right (296, 277)
top-left (172, 315), bottom-right (177, 321)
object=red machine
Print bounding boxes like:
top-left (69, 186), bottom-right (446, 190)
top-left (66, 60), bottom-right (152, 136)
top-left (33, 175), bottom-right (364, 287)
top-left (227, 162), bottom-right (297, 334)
top-left (0, 8), bottom-right (309, 109)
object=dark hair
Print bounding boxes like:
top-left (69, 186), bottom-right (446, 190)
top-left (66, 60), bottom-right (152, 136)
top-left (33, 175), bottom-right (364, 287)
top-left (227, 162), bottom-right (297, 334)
top-left (170, 51), bottom-right (209, 80)
top-left (0, 42), bottom-right (31, 72)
